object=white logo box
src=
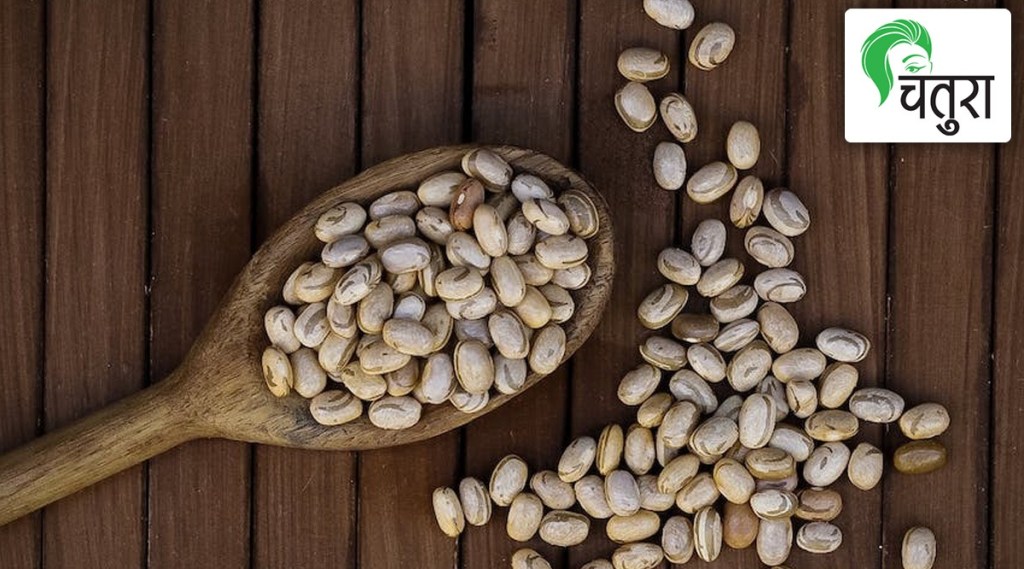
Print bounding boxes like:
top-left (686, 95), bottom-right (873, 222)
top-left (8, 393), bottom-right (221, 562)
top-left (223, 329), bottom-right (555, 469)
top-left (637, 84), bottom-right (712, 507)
top-left (845, 8), bottom-right (1011, 143)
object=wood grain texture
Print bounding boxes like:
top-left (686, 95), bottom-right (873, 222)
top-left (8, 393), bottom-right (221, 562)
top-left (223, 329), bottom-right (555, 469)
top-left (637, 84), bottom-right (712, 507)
top-left (148, 1), bottom-right (254, 567)
top-left (572, 3), bottom-right (679, 565)
top-left (44, 0), bottom-right (149, 566)
top-left (788, 2), bottom-right (889, 568)
top-left (358, 1), bottom-right (465, 567)
top-left (254, 1), bottom-right (360, 567)
top-left (681, 3), bottom-right (789, 568)
top-left (462, 1), bottom-right (575, 567)
top-left (885, 3), bottom-right (995, 569)
top-left (0, 0), bottom-right (44, 565)
top-left (993, 3), bottom-right (1024, 567)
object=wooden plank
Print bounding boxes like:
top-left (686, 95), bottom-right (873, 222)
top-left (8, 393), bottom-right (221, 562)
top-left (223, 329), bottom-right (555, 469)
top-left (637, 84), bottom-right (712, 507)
top-left (147, 1), bottom-right (253, 567)
top-left (0, 0), bottom-right (44, 566)
top-left (356, 1), bottom-right (464, 567)
top-left (787, 2), bottom-right (888, 568)
top-left (572, 4), bottom-right (679, 565)
top-left (461, 1), bottom-right (575, 567)
top-left (885, 1), bottom-right (995, 567)
top-left (44, 0), bottom-right (149, 566)
top-left (993, 3), bottom-right (1024, 567)
top-left (253, 1), bottom-right (360, 567)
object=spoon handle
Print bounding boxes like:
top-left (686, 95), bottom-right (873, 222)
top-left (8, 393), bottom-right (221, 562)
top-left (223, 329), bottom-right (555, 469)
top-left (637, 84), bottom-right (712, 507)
top-left (0, 374), bottom-right (200, 526)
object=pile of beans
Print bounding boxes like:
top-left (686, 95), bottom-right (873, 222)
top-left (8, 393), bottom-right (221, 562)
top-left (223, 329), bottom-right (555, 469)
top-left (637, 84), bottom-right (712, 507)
top-left (261, 148), bottom-right (600, 430)
top-left (431, 1), bottom-right (948, 568)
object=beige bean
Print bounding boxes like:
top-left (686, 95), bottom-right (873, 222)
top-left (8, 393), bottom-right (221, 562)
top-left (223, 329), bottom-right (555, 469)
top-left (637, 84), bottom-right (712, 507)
top-left (676, 472), bottom-right (720, 514)
top-left (687, 161), bottom-right (738, 205)
top-left (506, 211), bottom-right (537, 256)
top-left (657, 247), bottom-right (701, 286)
top-left (657, 402), bottom-right (701, 453)
top-left (265, 306), bottom-right (301, 354)
top-left (458, 477), bottom-right (491, 527)
top-left (643, 0), bottom-right (694, 30)
top-left (318, 332), bottom-right (358, 376)
top-left (652, 141), bottom-right (686, 191)
top-left (291, 347), bottom-right (327, 398)
top-left (668, 371), bottom-right (717, 414)
top-left (657, 453), bottom-right (699, 494)
top-left (322, 234), bottom-right (371, 270)
top-left (607, 510), bottom-right (661, 544)
top-left (393, 292), bottom-right (426, 321)
top-left (261, 346), bottom-right (292, 397)
top-left (534, 234), bottom-right (588, 270)
top-left (558, 189), bottom-right (599, 239)
top-left (511, 174), bottom-right (553, 202)
top-left (333, 257), bottom-right (383, 306)
top-left (415, 206), bottom-right (456, 245)
top-left (805, 410), bottom-right (859, 442)
top-left (511, 549), bottom-right (551, 569)
top-left (816, 326), bottom-right (871, 362)
top-left (671, 313), bottom-right (720, 343)
top-left (636, 474), bottom-right (675, 512)
top-left (739, 393), bottom-right (777, 449)
top-left (772, 348), bottom-right (826, 382)
top-left (558, 436), bottom-right (596, 483)
top-left (727, 121), bottom-right (760, 170)
top-left (714, 458), bottom-right (756, 504)
top-left (491, 254), bottom-right (528, 307)
top-left (488, 309), bottom-right (530, 359)
top-left (715, 394), bottom-right (745, 422)
top-left (431, 487), bottom-right (464, 538)
top-left (785, 380), bottom-right (818, 418)
top-left (490, 455), bottom-right (529, 506)
top-left (638, 283), bottom-right (688, 329)
top-left (624, 425), bottom-right (656, 475)
top-left (522, 199), bottom-right (570, 236)
top-left (309, 390), bottom-right (363, 426)
top-left (757, 518), bottom-right (793, 567)
top-left (462, 148), bottom-right (512, 192)
top-left (446, 231), bottom-right (491, 271)
top-left (689, 22), bottom-right (735, 71)
top-left (758, 376), bottom-right (789, 422)
top-left (899, 403), bottom-right (951, 440)
top-left (637, 392), bottom-right (674, 428)
top-left (710, 284), bottom-right (759, 323)
top-left (611, 543), bottom-right (664, 569)
top-left (754, 268), bottom-right (806, 303)
top-left (687, 342), bottom-right (727, 383)
top-left (539, 510), bottom-right (590, 547)
top-left (453, 340), bottom-right (495, 393)
top-left (796, 487), bottom-right (843, 522)
top-left (818, 362), bottom-right (859, 408)
top-left (580, 561), bottom-right (612, 569)
top-left (803, 442), bottom-right (851, 486)
top-left (728, 340), bottom-right (773, 392)
top-left (575, 474), bottom-right (614, 519)
top-left (605, 470), bottom-right (641, 517)
top-left (757, 302), bottom-right (799, 353)
top-left (596, 424), bottom-right (625, 475)
top-left (435, 266), bottom-right (485, 301)
top-left (315, 202), bottom-right (367, 243)
top-left (763, 188), bottom-right (810, 237)
top-left (615, 81), bottom-right (657, 132)
top-left (617, 47), bottom-right (670, 82)
top-left (902, 527), bottom-right (937, 569)
top-left (415, 353), bottom-right (456, 404)
top-left (714, 318), bottom-right (761, 352)
top-left (660, 92), bottom-right (698, 143)
top-left (357, 283), bottom-right (394, 335)
top-left (730, 175), bottom-right (764, 228)
top-left (369, 191), bottom-right (419, 220)
top-left (446, 287), bottom-right (498, 320)
top-left (690, 416), bottom-right (739, 459)
top-left (745, 226), bottom-right (795, 268)
top-left (493, 354), bottom-right (528, 394)
top-left (639, 336), bottom-right (687, 371)
top-left (326, 297), bottom-right (358, 338)
top-left (551, 263), bottom-right (590, 290)
top-left (848, 441), bottom-right (884, 490)
top-left (339, 363), bottom-right (387, 401)
top-left (382, 361), bottom-right (418, 398)
top-left (693, 506), bottom-right (723, 562)
top-left (539, 283), bottom-right (574, 324)
top-left (750, 489), bottom-right (798, 520)
top-left (849, 387), bottom-right (905, 423)
top-left (692, 218), bottom-right (727, 266)
top-left (507, 493), bottom-right (544, 542)
top-left (418, 244), bottom-right (445, 297)
top-left (769, 424), bottom-right (815, 462)
top-left (893, 440), bottom-right (947, 474)
top-left (359, 339), bottom-right (412, 375)
top-left (294, 302), bottom-right (330, 349)
top-left (526, 323), bottom-right (564, 374)
top-left (422, 302), bottom-right (453, 351)
top-left (417, 171), bottom-right (465, 206)
top-left (364, 214), bottom-right (416, 249)
top-left (449, 387), bottom-right (488, 413)
top-left (472, 204), bottom-right (508, 257)
top-left (531, 471), bottom-right (576, 510)
top-left (367, 396), bottom-right (421, 429)
top-left (661, 516), bottom-right (694, 564)
top-left (746, 447), bottom-right (797, 480)
top-left (697, 258), bottom-right (745, 298)
top-left (797, 522), bottom-right (842, 554)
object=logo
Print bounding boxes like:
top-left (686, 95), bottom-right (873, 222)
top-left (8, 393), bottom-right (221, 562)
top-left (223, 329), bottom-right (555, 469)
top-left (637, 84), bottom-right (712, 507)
top-left (845, 9), bottom-right (1011, 143)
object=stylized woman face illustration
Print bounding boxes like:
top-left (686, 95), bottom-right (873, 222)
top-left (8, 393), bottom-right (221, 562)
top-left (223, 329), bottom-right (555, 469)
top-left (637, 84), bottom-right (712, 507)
top-left (888, 42), bottom-right (933, 75)
top-left (860, 19), bottom-right (933, 105)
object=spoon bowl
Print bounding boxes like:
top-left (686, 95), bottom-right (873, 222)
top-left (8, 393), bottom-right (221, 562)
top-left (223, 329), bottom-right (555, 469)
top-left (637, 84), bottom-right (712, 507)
top-left (0, 145), bottom-right (614, 525)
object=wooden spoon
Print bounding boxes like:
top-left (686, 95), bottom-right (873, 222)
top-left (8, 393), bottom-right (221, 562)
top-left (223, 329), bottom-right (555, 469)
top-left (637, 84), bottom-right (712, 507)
top-left (0, 145), bottom-right (615, 526)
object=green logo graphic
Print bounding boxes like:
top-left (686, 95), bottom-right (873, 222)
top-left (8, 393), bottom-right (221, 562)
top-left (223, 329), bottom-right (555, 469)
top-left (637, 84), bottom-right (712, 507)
top-left (860, 19), bottom-right (933, 105)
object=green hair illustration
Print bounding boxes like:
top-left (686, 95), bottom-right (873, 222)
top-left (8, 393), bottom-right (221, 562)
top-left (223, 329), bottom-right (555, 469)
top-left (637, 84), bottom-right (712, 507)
top-left (860, 19), bottom-right (933, 105)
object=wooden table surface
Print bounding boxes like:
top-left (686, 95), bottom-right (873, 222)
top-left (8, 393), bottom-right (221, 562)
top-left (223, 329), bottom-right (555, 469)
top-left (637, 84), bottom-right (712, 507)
top-left (0, 0), bottom-right (1021, 567)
